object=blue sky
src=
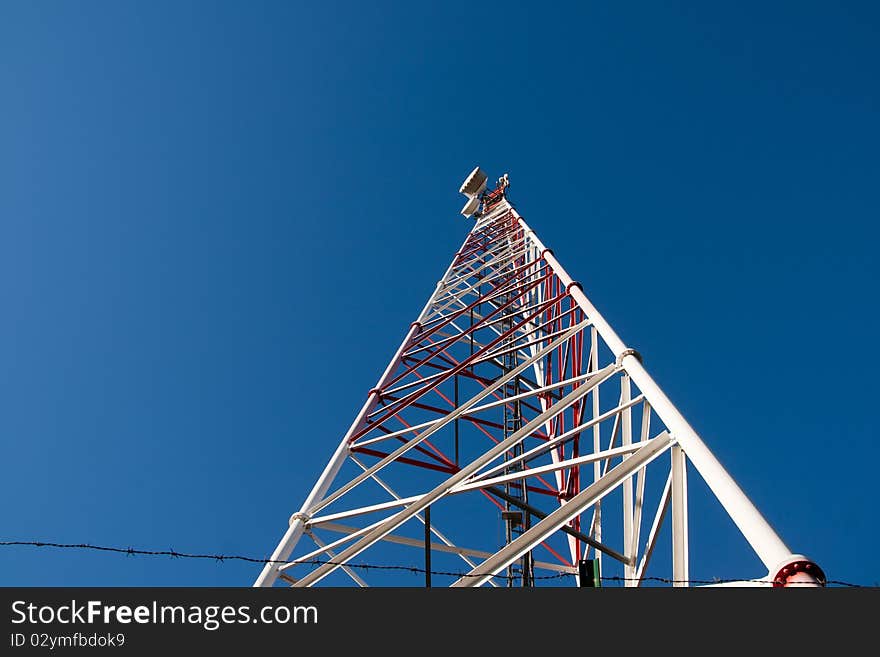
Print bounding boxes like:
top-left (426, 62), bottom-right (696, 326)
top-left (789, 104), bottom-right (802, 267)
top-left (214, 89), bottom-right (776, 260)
top-left (1, 1), bottom-right (878, 586)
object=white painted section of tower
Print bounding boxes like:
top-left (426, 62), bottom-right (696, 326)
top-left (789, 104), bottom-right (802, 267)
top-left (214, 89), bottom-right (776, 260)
top-left (511, 206), bottom-right (800, 574)
top-left (671, 444), bottom-right (689, 587)
top-left (451, 433), bottom-right (675, 587)
top-left (255, 226), bottom-right (478, 587)
top-left (255, 175), bottom-right (820, 588)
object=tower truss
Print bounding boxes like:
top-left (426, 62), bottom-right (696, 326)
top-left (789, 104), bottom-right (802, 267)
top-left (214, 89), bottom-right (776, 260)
top-left (255, 170), bottom-right (823, 588)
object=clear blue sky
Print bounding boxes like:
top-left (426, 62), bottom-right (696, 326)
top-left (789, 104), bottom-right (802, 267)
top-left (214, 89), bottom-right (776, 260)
top-left (1, 1), bottom-right (877, 586)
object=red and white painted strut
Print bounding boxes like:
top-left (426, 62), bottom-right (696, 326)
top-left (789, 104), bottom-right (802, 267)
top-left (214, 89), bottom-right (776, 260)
top-left (255, 170), bottom-right (823, 588)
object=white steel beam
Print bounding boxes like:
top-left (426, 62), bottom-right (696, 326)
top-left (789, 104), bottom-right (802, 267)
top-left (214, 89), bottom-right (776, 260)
top-left (450, 432), bottom-right (674, 587)
top-left (310, 320), bottom-right (597, 515)
top-left (308, 497), bottom-right (416, 526)
top-left (635, 472), bottom-right (672, 585)
top-left (354, 370), bottom-right (598, 450)
top-left (316, 522), bottom-right (573, 575)
top-left (475, 394), bottom-right (645, 480)
top-left (671, 444), bottom-right (689, 587)
top-left (591, 325), bottom-right (602, 568)
top-left (292, 368), bottom-right (614, 587)
top-left (305, 439), bottom-right (657, 529)
top-left (279, 517), bottom-right (390, 571)
top-left (631, 401), bottom-right (651, 560)
top-left (461, 440), bottom-right (656, 491)
top-left (621, 374), bottom-right (634, 586)
top-left (307, 532), bottom-right (368, 587)
top-left (349, 455), bottom-right (489, 580)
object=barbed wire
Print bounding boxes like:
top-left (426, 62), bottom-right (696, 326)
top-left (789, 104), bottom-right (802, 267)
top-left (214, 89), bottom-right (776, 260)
top-left (0, 540), bottom-right (866, 587)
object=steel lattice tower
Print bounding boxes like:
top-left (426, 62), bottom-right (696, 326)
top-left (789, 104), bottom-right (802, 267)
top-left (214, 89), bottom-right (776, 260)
top-left (255, 168), bottom-right (824, 588)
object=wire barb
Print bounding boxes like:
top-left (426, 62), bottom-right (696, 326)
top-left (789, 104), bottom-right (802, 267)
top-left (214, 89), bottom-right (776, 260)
top-left (0, 540), bottom-right (865, 587)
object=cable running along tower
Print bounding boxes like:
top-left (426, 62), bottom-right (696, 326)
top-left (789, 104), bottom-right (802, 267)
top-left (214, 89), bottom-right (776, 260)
top-left (255, 168), bottom-right (824, 588)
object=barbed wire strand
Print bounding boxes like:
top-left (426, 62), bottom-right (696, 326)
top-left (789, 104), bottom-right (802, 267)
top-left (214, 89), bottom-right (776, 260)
top-left (0, 540), bottom-right (865, 587)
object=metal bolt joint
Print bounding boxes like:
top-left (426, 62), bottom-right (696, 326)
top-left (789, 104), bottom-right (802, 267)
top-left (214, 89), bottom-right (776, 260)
top-left (773, 559), bottom-right (826, 587)
top-left (289, 511), bottom-right (311, 527)
top-left (616, 348), bottom-right (643, 366)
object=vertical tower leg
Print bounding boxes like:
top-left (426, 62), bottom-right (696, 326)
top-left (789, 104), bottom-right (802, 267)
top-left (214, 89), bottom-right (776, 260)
top-left (671, 444), bottom-right (689, 587)
top-left (621, 375), bottom-right (635, 586)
